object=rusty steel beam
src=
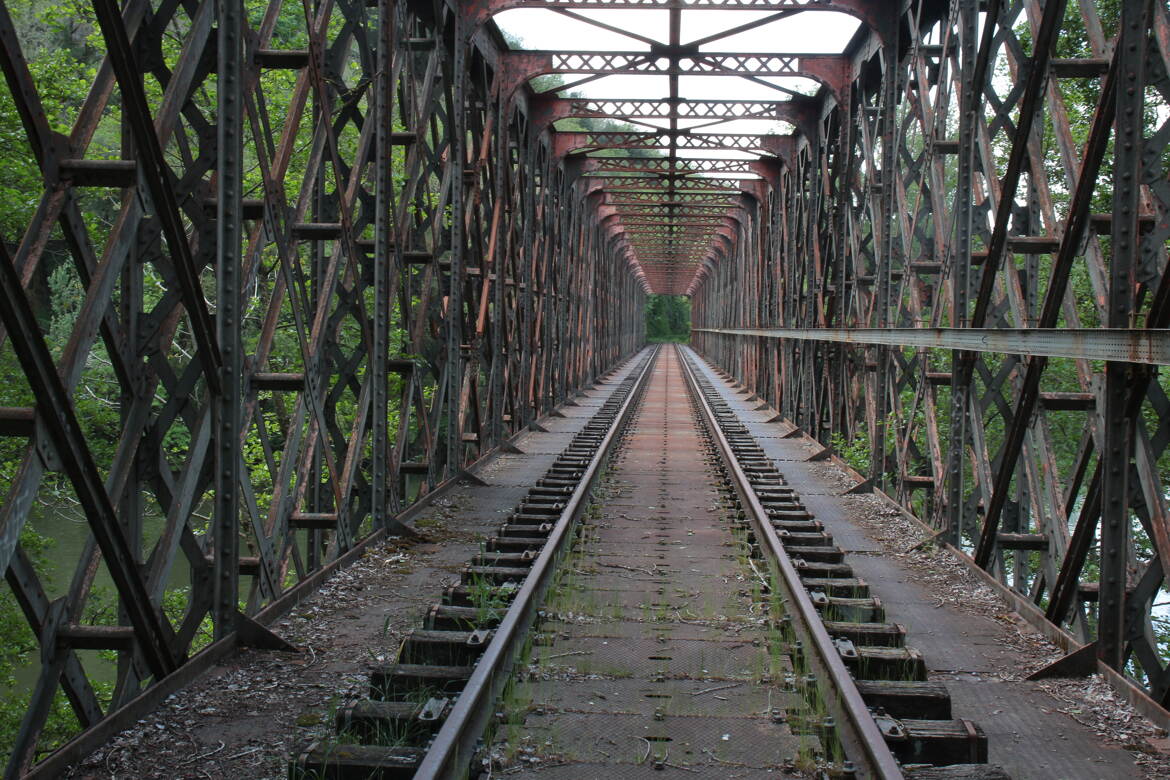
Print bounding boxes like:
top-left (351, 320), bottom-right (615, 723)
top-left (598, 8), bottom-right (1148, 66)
top-left (690, 0), bottom-right (1170, 706)
top-left (694, 328), bottom-right (1170, 367)
top-left (0, 0), bottom-right (646, 770)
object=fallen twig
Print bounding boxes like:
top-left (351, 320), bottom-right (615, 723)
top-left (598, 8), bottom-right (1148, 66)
top-left (545, 649), bottom-right (592, 660)
top-left (665, 762), bottom-right (700, 773)
top-left (179, 741), bottom-right (225, 766)
top-left (746, 557), bottom-right (770, 591)
top-left (691, 682), bottom-right (741, 696)
top-left (598, 561), bottom-right (655, 576)
top-left (701, 747), bottom-right (745, 766)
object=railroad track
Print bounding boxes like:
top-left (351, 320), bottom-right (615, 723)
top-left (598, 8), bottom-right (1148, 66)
top-left (677, 347), bottom-right (1006, 780)
top-left (291, 347), bottom-right (660, 778)
top-left (290, 345), bottom-right (1008, 779)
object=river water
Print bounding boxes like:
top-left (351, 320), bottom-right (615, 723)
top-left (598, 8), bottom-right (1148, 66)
top-left (11, 498), bottom-right (179, 691)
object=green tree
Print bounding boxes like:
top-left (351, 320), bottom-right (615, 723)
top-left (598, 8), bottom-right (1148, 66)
top-left (645, 295), bottom-right (690, 342)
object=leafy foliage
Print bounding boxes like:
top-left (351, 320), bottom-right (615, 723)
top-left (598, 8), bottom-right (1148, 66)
top-left (645, 295), bottom-right (690, 342)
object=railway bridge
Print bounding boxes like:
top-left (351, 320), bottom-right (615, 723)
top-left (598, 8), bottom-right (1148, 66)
top-left (1, 0), bottom-right (1170, 777)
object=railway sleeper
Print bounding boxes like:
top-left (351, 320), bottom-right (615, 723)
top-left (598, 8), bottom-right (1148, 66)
top-left (780, 544), bottom-right (844, 564)
top-left (773, 519), bottom-right (825, 533)
top-left (536, 478), bottom-right (578, 488)
top-left (443, 582), bottom-right (518, 608)
top-left (425, 604), bottom-right (503, 631)
top-left (855, 679), bottom-right (952, 719)
top-left (810, 591), bottom-right (885, 622)
top-left (291, 742), bottom-right (423, 779)
top-left (334, 698), bottom-right (448, 744)
top-left (777, 530), bottom-right (835, 546)
top-left (840, 643), bottom-right (927, 680)
top-left (514, 510), bottom-right (561, 524)
top-left (823, 619), bottom-right (906, 647)
top-left (761, 503), bottom-right (807, 516)
top-left (757, 488), bottom-right (799, 500)
top-left (742, 463), bottom-right (778, 475)
top-left (486, 535), bottom-right (548, 552)
top-left (523, 493), bottom-right (570, 504)
top-left (497, 522), bottom-right (552, 537)
top-left (876, 715), bottom-right (988, 766)
top-left (757, 487), bottom-right (801, 498)
top-left (794, 559), bottom-right (854, 578)
top-left (470, 550), bottom-right (536, 567)
top-left (368, 662), bottom-right (473, 699)
top-left (800, 576), bottom-right (870, 597)
top-left (529, 485), bottom-right (574, 496)
top-left (398, 628), bottom-right (493, 666)
top-left (513, 506), bottom-right (562, 519)
top-left (553, 458), bottom-right (590, 467)
top-left (768, 508), bottom-right (816, 521)
top-left (460, 564), bottom-right (531, 584)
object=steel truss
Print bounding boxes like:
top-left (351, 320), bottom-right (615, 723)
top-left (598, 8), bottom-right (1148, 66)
top-left (2, 0), bottom-right (1170, 771)
top-left (0, 0), bottom-right (643, 772)
top-left (691, 0), bottom-right (1170, 708)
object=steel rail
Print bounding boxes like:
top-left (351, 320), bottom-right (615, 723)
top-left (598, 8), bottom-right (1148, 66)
top-left (694, 327), bottom-right (1170, 366)
top-left (414, 345), bottom-right (661, 779)
top-left (676, 344), bottom-right (904, 780)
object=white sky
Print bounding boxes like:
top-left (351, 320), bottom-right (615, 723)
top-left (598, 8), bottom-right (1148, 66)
top-left (494, 9), bottom-right (862, 106)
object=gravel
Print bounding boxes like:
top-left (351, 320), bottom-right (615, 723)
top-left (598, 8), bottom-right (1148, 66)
top-left (65, 534), bottom-right (472, 779)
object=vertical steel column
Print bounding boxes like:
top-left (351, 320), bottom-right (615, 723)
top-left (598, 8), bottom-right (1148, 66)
top-left (519, 142), bottom-right (534, 428)
top-left (117, 112), bottom-right (145, 686)
top-left (371, 0), bottom-right (394, 528)
top-left (447, 9), bottom-right (466, 474)
top-left (213, 0), bottom-right (243, 638)
top-left (1099, 0), bottom-right (1147, 669)
top-left (490, 100), bottom-right (507, 447)
top-left (834, 93), bottom-right (853, 439)
top-left (943, 0), bottom-right (978, 545)
top-left (871, 31), bottom-right (899, 486)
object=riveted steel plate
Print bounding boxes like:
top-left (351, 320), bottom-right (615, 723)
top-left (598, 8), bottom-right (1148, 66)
top-left (513, 710), bottom-right (802, 768)
top-left (540, 619), bottom-right (762, 644)
top-left (514, 677), bottom-right (793, 718)
top-left (531, 636), bottom-right (779, 680)
top-left (500, 761), bottom-right (783, 778)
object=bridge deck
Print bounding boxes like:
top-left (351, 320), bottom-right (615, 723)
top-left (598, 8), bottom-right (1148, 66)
top-left (686, 351), bottom-right (1151, 779)
top-left (65, 350), bottom-right (1162, 779)
top-left (65, 360), bottom-right (646, 778)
